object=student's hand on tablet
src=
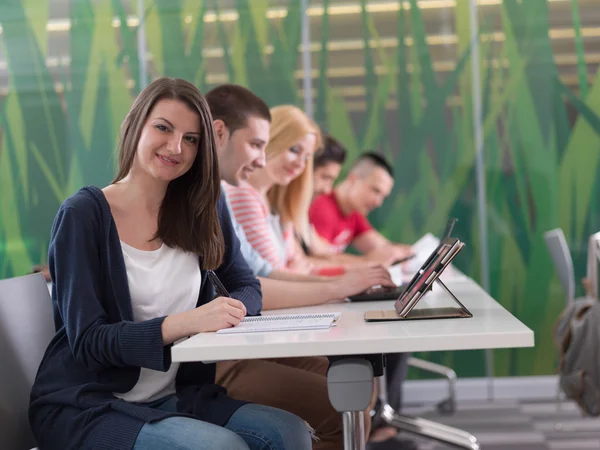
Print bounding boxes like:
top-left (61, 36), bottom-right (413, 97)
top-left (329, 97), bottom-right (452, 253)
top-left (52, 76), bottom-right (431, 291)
top-left (337, 265), bottom-right (396, 298)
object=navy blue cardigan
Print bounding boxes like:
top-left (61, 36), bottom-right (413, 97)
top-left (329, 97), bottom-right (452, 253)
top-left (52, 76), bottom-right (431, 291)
top-left (29, 186), bottom-right (262, 450)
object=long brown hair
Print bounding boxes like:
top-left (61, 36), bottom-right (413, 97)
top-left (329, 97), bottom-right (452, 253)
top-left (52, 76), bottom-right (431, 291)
top-left (266, 105), bottom-right (321, 241)
top-left (113, 77), bottom-right (224, 268)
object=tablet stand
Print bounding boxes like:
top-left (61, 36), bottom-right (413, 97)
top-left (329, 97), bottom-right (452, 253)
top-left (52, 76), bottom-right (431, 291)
top-left (433, 278), bottom-right (471, 315)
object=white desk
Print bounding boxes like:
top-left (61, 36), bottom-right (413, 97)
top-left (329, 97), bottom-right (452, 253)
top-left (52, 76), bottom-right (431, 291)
top-left (172, 277), bottom-right (533, 362)
top-left (171, 277), bottom-right (534, 450)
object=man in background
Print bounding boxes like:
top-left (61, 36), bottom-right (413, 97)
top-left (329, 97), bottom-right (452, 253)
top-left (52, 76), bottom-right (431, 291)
top-left (313, 134), bottom-right (346, 198)
top-left (310, 151), bottom-right (412, 261)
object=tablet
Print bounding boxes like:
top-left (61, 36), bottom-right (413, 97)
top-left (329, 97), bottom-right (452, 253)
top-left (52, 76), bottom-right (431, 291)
top-left (364, 238), bottom-right (471, 321)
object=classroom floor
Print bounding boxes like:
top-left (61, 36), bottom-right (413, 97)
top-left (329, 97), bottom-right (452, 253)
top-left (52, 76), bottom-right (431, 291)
top-left (388, 399), bottom-right (600, 450)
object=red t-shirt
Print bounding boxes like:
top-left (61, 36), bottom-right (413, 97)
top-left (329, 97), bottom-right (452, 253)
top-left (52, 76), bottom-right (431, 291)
top-left (309, 192), bottom-right (372, 253)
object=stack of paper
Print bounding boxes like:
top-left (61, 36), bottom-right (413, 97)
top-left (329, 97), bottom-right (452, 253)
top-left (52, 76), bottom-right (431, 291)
top-left (217, 312), bottom-right (341, 334)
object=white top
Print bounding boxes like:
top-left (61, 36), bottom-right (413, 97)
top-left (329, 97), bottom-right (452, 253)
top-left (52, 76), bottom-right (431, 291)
top-left (115, 241), bottom-right (201, 403)
top-left (267, 212), bottom-right (289, 264)
top-left (171, 276), bottom-right (534, 363)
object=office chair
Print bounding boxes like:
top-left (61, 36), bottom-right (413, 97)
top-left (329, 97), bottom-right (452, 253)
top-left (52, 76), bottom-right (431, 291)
top-left (408, 357), bottom-right (456, 415)
top-left (544, 228), bottom-right (577, 305)
top-left (0, 273), bottom-right (54, 450)
top-left (374, 366), bottom-right (479, 449)
top-left (543, 228), bottom-right (599, 424)
top-left (584, 231), bottom-right (600, 299)
top-left (371, 321), bottom-right (474, 448)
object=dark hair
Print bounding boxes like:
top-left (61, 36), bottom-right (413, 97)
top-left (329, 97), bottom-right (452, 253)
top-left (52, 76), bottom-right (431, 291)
top-left (113, 77), bottom-right (224, 269)
top-left (353, 151), bottom-right (394, 177)
top-left (314, 134), bottom-right (347, 169)
top-left (205, 84), bottom-right (271, 133)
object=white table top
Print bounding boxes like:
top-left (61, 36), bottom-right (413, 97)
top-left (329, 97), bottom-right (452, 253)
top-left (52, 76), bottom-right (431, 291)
top-left (171, 276), bottom-right (534, 363)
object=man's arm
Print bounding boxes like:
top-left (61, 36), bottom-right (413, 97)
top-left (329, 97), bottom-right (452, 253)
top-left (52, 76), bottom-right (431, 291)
top-left (267, 269), bottom-right (323, 282)
top-left (352, 230), bottom-right (413, 261)
top-left (352, 229), bottom-right (392, 254)
top-left (309, 218), bottom-right (400, 267)
top-left (259, 265), bottom-right (395, 310)
top-left (307, 252), bottom-right (384, 266)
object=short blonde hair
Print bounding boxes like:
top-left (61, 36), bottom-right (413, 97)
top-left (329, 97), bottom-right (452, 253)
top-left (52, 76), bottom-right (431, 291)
top-left (266, 105), bottom-right (322, 239)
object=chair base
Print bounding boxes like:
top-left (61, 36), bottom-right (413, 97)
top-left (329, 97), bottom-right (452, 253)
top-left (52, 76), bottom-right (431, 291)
top-left (408, 357), bottom-right (457, 415)
top-left (379, 404), bottom-right (480, 450)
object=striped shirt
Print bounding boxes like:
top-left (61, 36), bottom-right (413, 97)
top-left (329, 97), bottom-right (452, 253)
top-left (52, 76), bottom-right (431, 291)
top-left (222, 182), bottom-right (295, 271)
top-left (222, 185), bottom-right (273, 277)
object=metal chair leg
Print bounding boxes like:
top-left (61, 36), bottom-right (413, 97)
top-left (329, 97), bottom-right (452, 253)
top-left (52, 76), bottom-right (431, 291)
top-left (379, 404), bottom-right (480, 450)
top-left (556, 377), bottom-right (564, 412)
top-left (375, 373), bottom-right (479, 449)
top-left (408, 357), bottom-right (457, 415)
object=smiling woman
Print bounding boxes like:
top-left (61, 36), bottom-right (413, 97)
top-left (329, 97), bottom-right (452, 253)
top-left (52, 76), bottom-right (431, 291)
top-left (28, 77), bottom-right (312, 450)
top-left (107, 78), bottom-right (223, 263)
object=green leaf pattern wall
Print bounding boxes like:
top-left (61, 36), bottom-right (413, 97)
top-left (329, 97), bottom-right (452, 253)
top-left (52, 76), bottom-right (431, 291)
top-left (1, 0), bottom-right (598, 377)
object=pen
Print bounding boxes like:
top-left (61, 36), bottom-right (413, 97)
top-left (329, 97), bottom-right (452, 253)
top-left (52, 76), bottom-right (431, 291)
top-left (207, 270), bottom-right (231, 297)
top-left (391, 254), bottom-right (416, 266)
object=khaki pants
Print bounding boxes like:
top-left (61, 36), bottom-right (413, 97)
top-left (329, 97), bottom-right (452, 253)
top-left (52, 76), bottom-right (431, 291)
top-left (216, 357), bottom-right (374, 450)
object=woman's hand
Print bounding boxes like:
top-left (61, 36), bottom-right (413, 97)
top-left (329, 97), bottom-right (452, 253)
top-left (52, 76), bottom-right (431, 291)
top-left (161, 296), bottom-right (247, 344)
top-left (191, 296), bottom-right (247, 332)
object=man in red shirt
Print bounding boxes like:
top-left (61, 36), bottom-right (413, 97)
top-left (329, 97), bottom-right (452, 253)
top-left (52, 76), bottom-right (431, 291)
top-left (310, 151), bottom-right (412, 260)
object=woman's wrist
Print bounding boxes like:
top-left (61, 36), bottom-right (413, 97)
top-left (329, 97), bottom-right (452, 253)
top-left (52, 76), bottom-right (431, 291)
top-left (161, 311), bottom-right (195, 345)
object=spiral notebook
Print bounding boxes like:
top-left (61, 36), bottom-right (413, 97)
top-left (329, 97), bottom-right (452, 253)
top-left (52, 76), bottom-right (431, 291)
top-left (217, 312), bottom-right (341, 334)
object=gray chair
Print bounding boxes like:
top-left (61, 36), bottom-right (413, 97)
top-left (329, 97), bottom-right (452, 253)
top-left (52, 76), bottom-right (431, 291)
top-left (544, 228), bottom-right (577, 305)
top-left (585, 232), bottom-right (600, 299)
top-left (544, 228), bottom-right (573, 408)
top-left (376, 368), bottom-right (479, 449)
top-left (543, 228), bottom-right (598, 419)
top-left (0, 273), bottom-right (54, 450)
top-left (407, 357), bottom-right (456, 414)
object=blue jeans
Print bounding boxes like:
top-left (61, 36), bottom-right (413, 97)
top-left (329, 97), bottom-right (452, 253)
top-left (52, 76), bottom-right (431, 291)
top-left (133, 395), bottom-right (312, 450)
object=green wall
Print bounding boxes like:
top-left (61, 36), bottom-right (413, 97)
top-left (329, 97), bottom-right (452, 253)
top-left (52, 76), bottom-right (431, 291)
top-left (1, 0), bottom-right (599, 378)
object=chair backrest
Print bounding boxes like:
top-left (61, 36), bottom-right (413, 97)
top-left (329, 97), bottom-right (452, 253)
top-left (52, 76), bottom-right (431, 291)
top-left (0, 273), bottom-right (55, 450)
top-left (586, 232), bottom-right (600, 300)
top-left (544, 228), bottom-right (575, 304)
